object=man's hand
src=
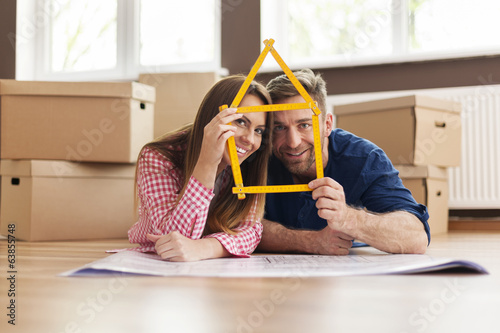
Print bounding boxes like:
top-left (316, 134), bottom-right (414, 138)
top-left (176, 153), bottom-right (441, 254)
top-left (304, 227), bottom-right (354, 255)
top-left (257, 219), bottom-right (354, 255)
top-left (309, 177), bottom-right (350, 231)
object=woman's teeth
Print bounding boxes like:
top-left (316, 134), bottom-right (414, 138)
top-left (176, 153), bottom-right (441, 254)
top-left (236, 146), bottom-right (247, 154)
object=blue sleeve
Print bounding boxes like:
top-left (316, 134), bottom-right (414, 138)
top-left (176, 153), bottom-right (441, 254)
top-left (358, 148), bottom-right (431, 244)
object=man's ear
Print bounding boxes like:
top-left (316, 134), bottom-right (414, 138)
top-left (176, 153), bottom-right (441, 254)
top-left (324, 112), bottom-right (334, 137)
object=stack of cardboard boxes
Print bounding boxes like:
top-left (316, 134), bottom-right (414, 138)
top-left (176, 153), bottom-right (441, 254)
top-left (334, 95), bottom-right (462, 235)
top-left (0, 72), bottom-right (219, 242)
top-left (0, 80), bottom-right (155, 241)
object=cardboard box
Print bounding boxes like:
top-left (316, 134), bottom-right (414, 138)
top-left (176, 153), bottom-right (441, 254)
top-left (0, 159), bottom-right (136, 241)
top-left (334, 95), bottom-right (462, 167)
top-left (0, 80), bottom-right (155, 163)
top-left (139, 72), bottom-right (218, 138)
top-left (395, 164), bottom-right (449, 235)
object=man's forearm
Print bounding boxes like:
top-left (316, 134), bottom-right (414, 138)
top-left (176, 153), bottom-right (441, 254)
top-left (256, 219), bottom-right (352, 255)
top-left (341, 209), bottom-right (428, 254)
top-left (256, 219), bottom-right (311, 253)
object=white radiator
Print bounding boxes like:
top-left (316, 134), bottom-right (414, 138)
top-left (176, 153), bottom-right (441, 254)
top-left (327, 84), bottom-right (500, 209)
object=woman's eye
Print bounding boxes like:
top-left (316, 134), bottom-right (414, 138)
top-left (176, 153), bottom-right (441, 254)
top-left (235, 119), bottom-right (246, 126)
top-left (255, 128), bottom-right (264, 135)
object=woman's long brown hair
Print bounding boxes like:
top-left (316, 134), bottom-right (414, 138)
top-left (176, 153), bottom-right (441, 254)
top-left (136, 75), bottom-right (273, 235)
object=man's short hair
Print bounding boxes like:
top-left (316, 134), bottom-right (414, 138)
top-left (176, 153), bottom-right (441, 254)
top-left (266, 69), bottom-right (327, 117)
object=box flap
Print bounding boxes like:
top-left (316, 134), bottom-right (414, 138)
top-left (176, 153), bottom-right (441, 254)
top-left (336, 107), bottom-right (417, 165)
top-left (334, 95), bottom-right (461, 116)
top-left (0, 79), bottom-right (8, 94)
top-left (394, 164), bottom-right (448, 179)
top-left (413, 107), bottom-right (461, 167)
top-left (0, 159), bottom-right (33, 177)
top-left (0, 80), bottom-right (155, 103)
top-left (0, 160), bottom-right (136, 179)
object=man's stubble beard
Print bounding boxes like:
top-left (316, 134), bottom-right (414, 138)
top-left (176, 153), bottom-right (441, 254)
top-left (275, 145), bottom-right (316, 177)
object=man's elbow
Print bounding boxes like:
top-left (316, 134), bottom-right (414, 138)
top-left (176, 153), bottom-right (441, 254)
top-left (405, 213), bottom-right (429, 254)
top-left (408, 231), bottom-right (428, 254)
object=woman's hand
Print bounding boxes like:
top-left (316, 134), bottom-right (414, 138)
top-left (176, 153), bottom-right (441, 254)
top-left (192, 107), bottom-right (243, 189)
top-left (146, 231), bottom-right (228, 262)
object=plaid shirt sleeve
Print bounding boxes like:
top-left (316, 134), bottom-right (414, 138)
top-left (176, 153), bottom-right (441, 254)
top-left (205, 195), bottom-right (263, 258)
top-left (127, 147), bottom-right (214, 251)
top-left (127, 147), bottom-right (262, 257)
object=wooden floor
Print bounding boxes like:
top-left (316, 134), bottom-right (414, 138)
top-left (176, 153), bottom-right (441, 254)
top-left (449, 218), bottom-right (500, 230)
top-left (1, 230), bottom-right (500, 333)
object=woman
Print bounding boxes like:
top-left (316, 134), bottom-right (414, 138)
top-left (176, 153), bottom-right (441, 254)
top-left (127, 75), bottom-right (273, 261)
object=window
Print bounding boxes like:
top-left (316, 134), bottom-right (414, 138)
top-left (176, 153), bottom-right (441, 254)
top-left (261, 0), bottom-right (500, 70)
top-left (408, 0), bottom-right (500, 54)
top-left (49, 0), bottom-right (118, 73)
top-left (140, 0), bottom-right (216, 68)
top-left (27, 0), bottom-right (220, 81)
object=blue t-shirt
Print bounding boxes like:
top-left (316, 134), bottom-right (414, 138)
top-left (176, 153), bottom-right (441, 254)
top-left (264, 129), bottom-right (431, 244)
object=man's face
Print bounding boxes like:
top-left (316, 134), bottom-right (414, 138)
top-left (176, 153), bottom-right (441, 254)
top-left (272, 95), bottom-right (328, 180)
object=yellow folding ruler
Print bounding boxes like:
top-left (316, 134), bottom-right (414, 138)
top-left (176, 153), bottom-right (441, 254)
top-left (220, 38), bottom-right (324, 199)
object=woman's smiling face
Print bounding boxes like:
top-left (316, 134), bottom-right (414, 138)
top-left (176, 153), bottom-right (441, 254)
top-left (222, 94), bottom-right (267, 166)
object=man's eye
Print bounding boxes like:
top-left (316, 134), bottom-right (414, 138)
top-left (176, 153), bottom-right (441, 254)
top-left (300, 123), bottom-right (311, 129)
top-left (274, 125), bottom-right (284, 132)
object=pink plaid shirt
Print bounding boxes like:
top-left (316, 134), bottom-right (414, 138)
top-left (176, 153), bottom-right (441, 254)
top-left (127, 146), bottom-right (263, 257)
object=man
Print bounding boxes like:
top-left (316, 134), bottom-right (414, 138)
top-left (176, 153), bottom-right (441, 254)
top-left (258, 69), bottom-right (430, 255)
